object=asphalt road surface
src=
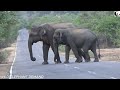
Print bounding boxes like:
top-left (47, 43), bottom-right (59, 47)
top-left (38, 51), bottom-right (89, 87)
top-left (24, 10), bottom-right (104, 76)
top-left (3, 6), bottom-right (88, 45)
top-left (9, 29), bottom-right (120, 79)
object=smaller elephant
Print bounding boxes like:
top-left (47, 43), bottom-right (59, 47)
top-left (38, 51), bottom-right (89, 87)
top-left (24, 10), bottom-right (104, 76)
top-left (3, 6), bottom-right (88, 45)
top-left (53, 28), bottom-right (100, 63)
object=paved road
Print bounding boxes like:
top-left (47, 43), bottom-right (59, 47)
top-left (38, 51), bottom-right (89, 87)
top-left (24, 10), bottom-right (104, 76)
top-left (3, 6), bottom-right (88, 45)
top-left (9, 29), bottom-right (120, 79)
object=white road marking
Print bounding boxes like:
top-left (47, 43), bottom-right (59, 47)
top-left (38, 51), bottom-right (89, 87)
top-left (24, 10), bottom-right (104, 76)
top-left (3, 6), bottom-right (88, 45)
top-left (110, 77), bottom-right (117, 79)
top-left (9, 36), bottom-right (18, 79)
top-left (92, 72), bottom-right (96, 75)
top-left (88, 71), bottom-right (92, 73)
top-left (88, 71), bottom-right (96, 75)
top-left (64, 64), bottom-right (69, 66)
top-left (74, 67), bottom-right (80, 69)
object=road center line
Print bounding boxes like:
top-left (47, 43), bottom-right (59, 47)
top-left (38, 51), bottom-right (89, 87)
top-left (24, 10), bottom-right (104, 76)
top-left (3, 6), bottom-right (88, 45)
top-left (64, 64), bottom-right (69, 66)
top-left (74, 67), bottom-right (80, 69)
top-left (110, 77), bottom-right (117, 79)
top-left (88, 71), bottom-right (96, 75)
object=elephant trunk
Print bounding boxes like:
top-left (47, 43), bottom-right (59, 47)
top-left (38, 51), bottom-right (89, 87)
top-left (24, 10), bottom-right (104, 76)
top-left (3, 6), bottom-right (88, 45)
top-left (53, 39), bottom-right (59, 62)
top-left (28, 38), bottom-right (36, 61)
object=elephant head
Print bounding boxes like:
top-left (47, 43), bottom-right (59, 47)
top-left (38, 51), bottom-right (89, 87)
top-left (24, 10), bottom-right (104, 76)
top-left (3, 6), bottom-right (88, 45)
top-left (53, 29), bottom-right (67, 45)
top-left (28, 25), bottom-right (47, 61)
top-left (53, 29), bottom-right (68, 60)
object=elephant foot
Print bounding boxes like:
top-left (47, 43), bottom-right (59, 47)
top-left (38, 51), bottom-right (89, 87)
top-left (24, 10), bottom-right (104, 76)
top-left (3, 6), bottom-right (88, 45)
top-left (85, 59), bottom-right (90, 62)
top-left (94, 60), bottom-right (99, 62)
top-left (55, 60), bottom-right (62, 64)
top-left (42, 61), bottom-right (49, 65)
top-left (64, 61), bottom-right (69, 63)
top-left (54, 60), bottom-right (57, 63)
top-left (31, 57), bottom-right (36, 61)
top-left (75, 59), bottom-right (82, 63)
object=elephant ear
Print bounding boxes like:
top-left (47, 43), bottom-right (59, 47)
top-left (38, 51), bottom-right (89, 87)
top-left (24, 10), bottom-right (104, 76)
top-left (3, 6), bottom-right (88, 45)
top-left (42, 29), bottom-right (47, 36)
top-left (59, 32), bottom-right (63, 41)
top-left (37, 26), bottom-right (47, 36)
top-left (59, 31), bottom-right (67, 43)
top-left (60, 32), bottom-right (62, 38)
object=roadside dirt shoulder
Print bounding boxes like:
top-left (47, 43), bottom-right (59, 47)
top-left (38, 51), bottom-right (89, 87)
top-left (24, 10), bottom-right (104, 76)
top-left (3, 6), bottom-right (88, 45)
top-left (60, 48), bottom-right (120, 61)
top-left (0, 43), bottom-right (16, 79)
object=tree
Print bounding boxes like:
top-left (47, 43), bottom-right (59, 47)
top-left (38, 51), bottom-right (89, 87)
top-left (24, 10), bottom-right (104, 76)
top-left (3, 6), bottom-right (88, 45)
top-left (0, 11), bottom-right (19, 48)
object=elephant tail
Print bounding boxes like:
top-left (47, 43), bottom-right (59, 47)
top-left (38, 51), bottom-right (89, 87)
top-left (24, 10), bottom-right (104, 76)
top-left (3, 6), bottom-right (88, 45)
top-left (96, 38), bottom-right (101, 59)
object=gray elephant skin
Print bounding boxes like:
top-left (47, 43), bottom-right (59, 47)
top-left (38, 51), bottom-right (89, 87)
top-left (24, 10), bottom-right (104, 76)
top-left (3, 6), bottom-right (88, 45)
top-left (28, 23), bottom-right (75, 64)
top-left (53, 28), bottom-right (100, 63)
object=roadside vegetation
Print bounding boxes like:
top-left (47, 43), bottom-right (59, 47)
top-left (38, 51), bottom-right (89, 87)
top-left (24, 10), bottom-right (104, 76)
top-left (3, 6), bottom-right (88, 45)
top-left (0, 11), bottom-right (23, 63)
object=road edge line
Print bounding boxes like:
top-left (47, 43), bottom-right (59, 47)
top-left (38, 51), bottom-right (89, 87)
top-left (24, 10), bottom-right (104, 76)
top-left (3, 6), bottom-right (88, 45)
top-left (9, 38), bottom-right (18, 79)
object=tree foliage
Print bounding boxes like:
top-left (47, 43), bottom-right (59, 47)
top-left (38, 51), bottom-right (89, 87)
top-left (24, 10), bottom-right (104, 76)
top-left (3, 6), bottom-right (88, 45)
top-left (0, 11), bottom-right (21, 48)
top-left (26, 11), bottom-right (120, 48)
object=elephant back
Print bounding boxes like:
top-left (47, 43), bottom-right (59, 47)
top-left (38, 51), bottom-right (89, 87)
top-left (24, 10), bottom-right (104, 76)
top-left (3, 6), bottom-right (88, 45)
top-left (41, 23), bottom-right (55, 31)
top-left (51, 23), bottom-right (76, 29)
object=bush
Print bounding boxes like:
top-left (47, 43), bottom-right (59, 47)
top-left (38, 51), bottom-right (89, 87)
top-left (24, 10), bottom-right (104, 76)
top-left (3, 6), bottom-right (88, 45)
top-left (96, 16), bottom-right (120, 48)
top-left (0, 50), bottom-right (8, 63)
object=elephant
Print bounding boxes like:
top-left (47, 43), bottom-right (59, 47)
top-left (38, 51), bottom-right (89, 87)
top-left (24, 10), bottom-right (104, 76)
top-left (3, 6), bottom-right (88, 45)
top-left (53, 28), bottom-right (100, 63)
top-left (28, 23), bottom-right (75, 64)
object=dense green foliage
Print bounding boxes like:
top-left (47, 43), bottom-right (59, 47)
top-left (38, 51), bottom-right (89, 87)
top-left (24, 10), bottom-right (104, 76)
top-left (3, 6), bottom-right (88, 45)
top-left (0, 11), bottom-right (22, 48)
top-left (26, 11), bottom-right (120, 48)
top-left (0, 11), bottom-right (23, 62)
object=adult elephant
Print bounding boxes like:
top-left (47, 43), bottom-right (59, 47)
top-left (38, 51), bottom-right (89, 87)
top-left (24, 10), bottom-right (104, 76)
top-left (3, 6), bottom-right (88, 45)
top-left (28, 23), bottom-right (75, 64)
top-left (53, 28), bottom-right (100, 63)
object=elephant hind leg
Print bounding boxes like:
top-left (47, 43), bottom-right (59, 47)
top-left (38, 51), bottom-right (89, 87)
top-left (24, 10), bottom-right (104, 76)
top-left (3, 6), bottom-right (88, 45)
top-left (83, 50), bottom-right (90, 62)
top-left (91, 43), bottom-right (99, 62)
top-left (82, 47), bottom-right (90, 62)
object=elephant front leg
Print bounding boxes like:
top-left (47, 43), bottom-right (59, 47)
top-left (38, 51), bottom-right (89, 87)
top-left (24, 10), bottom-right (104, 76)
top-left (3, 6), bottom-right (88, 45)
top-left (51, 45), bottom-right (62, 64)
top-left (42, 43), bottom-right (50, 65)
top-left (91, 44), bottom-right (99, 62)
top-left (64, 45), bottom-right (71, 63)
top-left (54, 53), bottom-right (62, 64)
top-left (68, 41), bottom-right (82, 63)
